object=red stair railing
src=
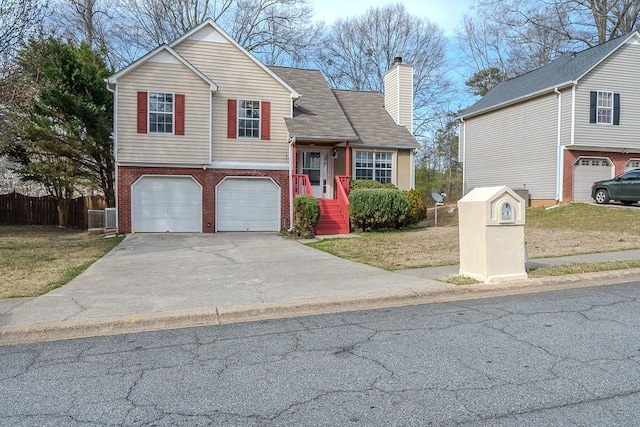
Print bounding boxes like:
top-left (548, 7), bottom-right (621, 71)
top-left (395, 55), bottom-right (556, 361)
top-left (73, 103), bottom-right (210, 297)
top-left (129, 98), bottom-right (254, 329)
top-left (334, 176), bottom-right (350, 232)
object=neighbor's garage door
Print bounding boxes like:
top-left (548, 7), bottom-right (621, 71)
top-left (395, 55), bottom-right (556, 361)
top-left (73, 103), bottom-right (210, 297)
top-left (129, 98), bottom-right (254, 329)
top-left (572, 157), bottom-right (613, 201)
top-left (132, 176), bottom-right (202, 232)
top-left (216, 177), bottom-right (280, 231)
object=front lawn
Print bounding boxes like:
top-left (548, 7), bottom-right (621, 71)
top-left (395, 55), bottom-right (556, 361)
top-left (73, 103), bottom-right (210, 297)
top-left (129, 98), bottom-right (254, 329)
top-left (0, 226), bottom-right (124, 298)
top-left (308, 203), bottom-right (640, 271)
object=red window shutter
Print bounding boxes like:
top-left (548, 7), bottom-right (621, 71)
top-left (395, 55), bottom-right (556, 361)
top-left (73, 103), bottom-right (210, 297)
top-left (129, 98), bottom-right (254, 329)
top-left (261, 101), bottom-right (270, 140)
top-left (227, 99), bottom-right (237, 139)
top-left (137, 91), bottom-right (147, 134)
top-left (175, 94), bottom-right (185, 135)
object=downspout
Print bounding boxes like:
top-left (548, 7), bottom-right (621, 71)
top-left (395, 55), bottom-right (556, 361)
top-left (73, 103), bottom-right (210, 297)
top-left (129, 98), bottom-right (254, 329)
top-left (288, 136), bottom-right (296, 232)
top-left (106, 81), bottom-right (118, 230)
top-left (554, 87), bottom-right (563, 202)
top-left (459, 117), bottom-right (466, 195)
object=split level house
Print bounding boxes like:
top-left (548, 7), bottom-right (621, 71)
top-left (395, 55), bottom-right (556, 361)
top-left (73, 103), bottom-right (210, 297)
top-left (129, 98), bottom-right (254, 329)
top-left (106, 19), bottom-right (418, 234)
top-left (458, 31), bottom-right (640, 205)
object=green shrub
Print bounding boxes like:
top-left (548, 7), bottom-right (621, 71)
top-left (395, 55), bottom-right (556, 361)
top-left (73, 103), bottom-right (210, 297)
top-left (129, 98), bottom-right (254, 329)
top-left (350, 179), bottom-right (397, 190)
top-left (403, 189), bottom-right (427, 225)
top-left (348, 188), bottom-right (409, 231)
top-left (293, 195), bottom-right (320, 238)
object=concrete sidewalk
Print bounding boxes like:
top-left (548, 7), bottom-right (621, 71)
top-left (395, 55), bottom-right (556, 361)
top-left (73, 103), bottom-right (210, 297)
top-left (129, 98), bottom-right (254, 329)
top-left (2, 233), bottom-right (640, 345)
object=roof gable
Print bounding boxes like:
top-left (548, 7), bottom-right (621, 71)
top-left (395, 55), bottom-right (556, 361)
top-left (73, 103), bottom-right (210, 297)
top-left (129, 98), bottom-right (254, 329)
top-left (171, 19), bottom-right (300, 99)
top-left (269, 66), bottom-right (357, 141)
top-left (332, 90), bottom-right (418, 149)
top-left (460, 31), bottom-right (640, 118)
top-left (107, 45), bottom-right (218, 91)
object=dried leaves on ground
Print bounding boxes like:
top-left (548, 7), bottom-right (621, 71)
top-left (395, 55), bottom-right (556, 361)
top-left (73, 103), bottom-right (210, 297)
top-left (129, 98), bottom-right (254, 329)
top-left (309, 203), bottom-right (640, 270)
top-left (0, 226), bottom-right (123, 298)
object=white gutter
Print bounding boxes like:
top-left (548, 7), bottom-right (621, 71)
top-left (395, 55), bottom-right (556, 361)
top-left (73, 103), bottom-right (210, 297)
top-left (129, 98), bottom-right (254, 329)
top-left (105, 81), bottom-right (118, 230)
top-left (288, 137), bottom-right (296, 232)
top-left (459, 117), bottom-right (466, 195)
top-left (554, 87), bottom-right (563, 202)
top-left (571, 84), bottom-right (576, 145)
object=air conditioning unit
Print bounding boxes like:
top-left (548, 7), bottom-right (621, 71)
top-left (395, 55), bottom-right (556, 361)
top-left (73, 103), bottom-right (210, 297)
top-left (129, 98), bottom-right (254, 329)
top-left (105, 208), bottom-right (117, 230)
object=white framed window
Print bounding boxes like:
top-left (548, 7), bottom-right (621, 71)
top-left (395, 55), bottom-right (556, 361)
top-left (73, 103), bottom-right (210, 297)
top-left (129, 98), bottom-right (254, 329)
top-left (149, 92), bottom-right (173, 133)
top-left (238, 100), bottom-right (260, 138)
top-left (597, 91), bottom-right (613, 124)
top-left (355, 151), bottom-right (393, 184)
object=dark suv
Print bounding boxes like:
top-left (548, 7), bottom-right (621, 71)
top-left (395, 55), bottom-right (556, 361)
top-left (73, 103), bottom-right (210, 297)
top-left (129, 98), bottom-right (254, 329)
top-left (591, 169), bottom-right (640, 204)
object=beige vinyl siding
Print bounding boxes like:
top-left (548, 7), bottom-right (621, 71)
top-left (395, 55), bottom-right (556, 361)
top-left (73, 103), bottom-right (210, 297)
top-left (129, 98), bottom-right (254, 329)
top-left (397, 149), bottom-right (412, 190)
top-left (574, 42), bottom-right (640, 149)
top-left (464, 93), bottom-right (558, 199)
top-left (397, 66), bottom-right (413, 131)
top-left (117, 61), bottom-right (210, 164)
top-left (174, 37), bottom-right (292, 164)
top-left (560, 87), bottom-right (572, 146)
top-left (384, 64), bottom-right (412, 131)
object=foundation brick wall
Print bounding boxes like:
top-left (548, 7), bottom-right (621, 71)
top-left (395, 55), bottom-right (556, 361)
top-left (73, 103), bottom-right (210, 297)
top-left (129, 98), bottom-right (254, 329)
top-left (562, 150), bottom-right (635, 202)
top-left (117, 166), bottom-right (290, 233)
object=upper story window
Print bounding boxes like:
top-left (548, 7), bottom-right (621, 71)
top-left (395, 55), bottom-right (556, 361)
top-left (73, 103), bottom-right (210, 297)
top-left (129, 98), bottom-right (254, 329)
top-left (227, 99), bottom-right (271, 140)
top-left (590, 90), bottom-right (620, 126)
top-left (596, 91), bottom-right (612, 124)
top-left (149, 92), bottom-right (173, 133)
top-left (238, 100), bottom-right (260, 138)
top-left (355, 151), bottom-right (393, 184)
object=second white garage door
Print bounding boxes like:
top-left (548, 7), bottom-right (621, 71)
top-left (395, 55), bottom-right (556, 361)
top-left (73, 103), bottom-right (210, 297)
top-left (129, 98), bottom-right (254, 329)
top-left (572, 157), bottom-right (614, 201)
top-left (216, 177), bottom-right (280, 231)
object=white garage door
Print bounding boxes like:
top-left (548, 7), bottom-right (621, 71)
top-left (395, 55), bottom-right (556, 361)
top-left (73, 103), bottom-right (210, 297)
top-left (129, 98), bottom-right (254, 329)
top-left (132, 176), bottom-right (202, 232)
top-left (216, 178), bottom-right (280, 231)
top-left (573, 157), bottom-right (613, 201)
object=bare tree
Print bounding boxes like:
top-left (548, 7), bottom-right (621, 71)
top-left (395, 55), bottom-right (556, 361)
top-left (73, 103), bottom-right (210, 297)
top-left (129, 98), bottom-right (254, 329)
top-left (0, 0), bottom-right (47, 63)
top-left (457, 0), bottom-right (640, 95)
top-left (316, 3), bottom-right (451, 136)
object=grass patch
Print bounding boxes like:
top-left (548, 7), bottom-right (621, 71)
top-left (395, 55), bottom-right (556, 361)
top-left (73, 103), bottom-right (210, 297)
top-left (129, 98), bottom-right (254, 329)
top-left (442, 275), bottom-right (482, 286)
top-left (0, 226), bottom-right (124, 298)
top-left (310, 203), bottom-right (640, 271)
top-left (529, 259), bottom-right (640, 277)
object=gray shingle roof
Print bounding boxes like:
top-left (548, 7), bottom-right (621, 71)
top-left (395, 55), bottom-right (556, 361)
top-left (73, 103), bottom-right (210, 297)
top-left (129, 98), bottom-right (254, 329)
top-left (268, 66), bottom-right (357, 141)
top-left (332, 89), bottom-right (419, 149)
top-left (460, 33), bottom-right (637, 118)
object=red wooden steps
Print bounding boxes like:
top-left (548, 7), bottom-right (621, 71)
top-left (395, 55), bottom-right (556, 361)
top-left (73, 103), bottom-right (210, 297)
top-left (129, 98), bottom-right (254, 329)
top-left (315, 199), bottom-right (350, 235)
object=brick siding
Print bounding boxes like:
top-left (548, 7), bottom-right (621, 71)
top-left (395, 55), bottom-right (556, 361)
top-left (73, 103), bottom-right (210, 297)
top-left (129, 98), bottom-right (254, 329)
top-left (117, 166), bottom-right (290, 233)
top-left (562, 150), bottom-right (636, 202)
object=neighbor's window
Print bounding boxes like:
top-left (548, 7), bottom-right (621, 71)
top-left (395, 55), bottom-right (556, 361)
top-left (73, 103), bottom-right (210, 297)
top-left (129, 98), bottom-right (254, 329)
top-left (149, 92), bottom-right (173, 133)
top-left (238, 100), bottom-right (260, 138)
top-left (355, 151), bottom-right (393, 184)
top-left (597, 91), bottom-right (613, 124)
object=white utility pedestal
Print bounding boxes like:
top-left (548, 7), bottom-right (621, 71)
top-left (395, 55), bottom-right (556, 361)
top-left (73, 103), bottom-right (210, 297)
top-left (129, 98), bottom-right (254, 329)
top-left (458, 186), bottom-right (527, 283)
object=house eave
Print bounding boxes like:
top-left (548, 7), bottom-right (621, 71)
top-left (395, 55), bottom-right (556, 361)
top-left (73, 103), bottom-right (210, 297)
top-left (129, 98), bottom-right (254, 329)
top-left (457, 81), bottom-right (576, 120)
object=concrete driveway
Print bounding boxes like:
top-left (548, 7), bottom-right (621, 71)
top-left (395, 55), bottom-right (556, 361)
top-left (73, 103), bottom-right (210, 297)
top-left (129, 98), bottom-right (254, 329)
top-left (1, 233), bottom-right (451, 328)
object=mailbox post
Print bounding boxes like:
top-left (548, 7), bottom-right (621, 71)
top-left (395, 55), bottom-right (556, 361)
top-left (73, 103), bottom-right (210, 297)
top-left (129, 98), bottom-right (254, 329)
top-left (458, 186), bottom-right (527, 283)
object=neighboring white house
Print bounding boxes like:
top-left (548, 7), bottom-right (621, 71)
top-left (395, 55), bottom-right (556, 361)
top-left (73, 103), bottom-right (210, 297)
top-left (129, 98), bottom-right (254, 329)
top-left (458, 31), bottom-right (640, 205)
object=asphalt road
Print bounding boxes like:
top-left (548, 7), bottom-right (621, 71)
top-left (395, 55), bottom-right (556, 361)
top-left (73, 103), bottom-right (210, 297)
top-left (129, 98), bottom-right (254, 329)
top-left (2, 282), bottom-right (640, 426)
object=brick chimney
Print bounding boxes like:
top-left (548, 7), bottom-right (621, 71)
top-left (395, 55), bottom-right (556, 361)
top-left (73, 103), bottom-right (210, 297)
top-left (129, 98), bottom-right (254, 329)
top-left (384, 56), bottom-right (414, 134)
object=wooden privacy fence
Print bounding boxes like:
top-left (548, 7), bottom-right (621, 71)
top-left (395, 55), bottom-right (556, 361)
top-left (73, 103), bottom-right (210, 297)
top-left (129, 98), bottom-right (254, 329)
top-left (0, 191), bottom-right (106, 229)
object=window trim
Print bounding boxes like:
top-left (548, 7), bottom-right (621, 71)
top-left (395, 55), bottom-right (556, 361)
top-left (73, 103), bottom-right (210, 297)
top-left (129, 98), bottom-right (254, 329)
top-left (596, 91), bottom-right (613, 125)
top-left (625, 159), bottom-right (640, 171)
top-left (148, 91), bottom-right (175, 134)
top-left (237, 99), bottom-right (261, 139)
top-left (352, 149), bottom-right (396, 185)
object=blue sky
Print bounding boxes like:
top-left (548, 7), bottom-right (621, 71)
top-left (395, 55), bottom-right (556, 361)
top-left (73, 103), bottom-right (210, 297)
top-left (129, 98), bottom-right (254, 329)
top-left (309, 0), bottom-right (477, 109)
top-left (309, 0), bottom-right (474, 36)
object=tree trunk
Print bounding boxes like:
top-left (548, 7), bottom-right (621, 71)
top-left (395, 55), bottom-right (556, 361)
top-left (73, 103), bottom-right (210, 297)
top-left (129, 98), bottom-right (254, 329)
top-left (57, 198), bottom-right (70, 227)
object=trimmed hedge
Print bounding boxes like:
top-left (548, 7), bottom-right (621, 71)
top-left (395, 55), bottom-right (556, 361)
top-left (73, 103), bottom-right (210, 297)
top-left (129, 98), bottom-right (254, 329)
top-left (350, 179), bottom-right (397, 190)
top-left (403, 189), bottom-right (427, 225)
top-left (293, 194), bottom-right (320, 238)
top-left (349, 188), bottom-right (409, 231)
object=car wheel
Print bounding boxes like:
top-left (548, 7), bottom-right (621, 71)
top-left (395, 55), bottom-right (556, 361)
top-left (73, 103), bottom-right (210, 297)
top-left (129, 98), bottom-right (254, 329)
top-left (594, 189), bottom-right (610, 204)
